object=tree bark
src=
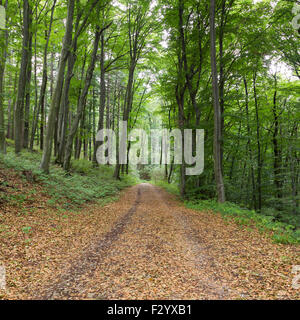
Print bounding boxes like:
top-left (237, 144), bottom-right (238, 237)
top-left (0, 0), bottom-right (8, 153)
top-left (40, 0), bottom-right (75, 172)
top-left (272, 75), bottom-right (282, 202)
top-left (14, 0), bottom-right (31, 154)
top-left (30, 1), bottom-right (56, 151)
top-left (244, 77), bottom-right (256, 209)
top-left (63, 26), bottom-right (101, 171)
top-left (93, 32), bottom-right (106, 165)
top-left (23, 30), bottom-right (33, 148)
top-left (209, 0), bottom-right (226, 203)
top-left (253, 71), bottom-right (262, 210)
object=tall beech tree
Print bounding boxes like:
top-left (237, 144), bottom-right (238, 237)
top-left (210, 0), bottom-right (225, 203)
top-left (14, 0), bottom-right (31, 154)
top-left (0, 0), bottom-right (7, 153)
top-left (30, 0), bottom-right (57, 151)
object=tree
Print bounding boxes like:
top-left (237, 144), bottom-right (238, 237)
top-left (40, 0), bottom-right (75, 173)
top-left (0, 0), bottom-right (7, 153)
top-left (209, 0), bottom-right (225, 203)
top-left (14, 0), bottom-right (31, 154)
top-left (30, 0), bottom-right (57, 151)
top-left (113, 0), bottom-right (155, 179)
top-left (63, 24), bottom-right (103, 171)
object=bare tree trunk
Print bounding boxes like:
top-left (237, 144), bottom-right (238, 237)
top-left (177, 0), bottom-right (187, 198)
top-left (272, 75), bottom-right (283, 203)
top-left (6, 61), bottom-right (12, 140)
top-left (14, 0), bottom-right (31, 154)
top-left (0, 0), bottom-right (8, 153)
top-left (244, 77), bottom-right (256, 209)
top-left (63, 26), bottom-right (101, 171)
top-left (57, 11), bottom-right (85, 164)
top-left (40, 0), bottom-right (75, 173)
top-left (209, 0), bottom-right (225, 203)
top-left (168, 159), bottom-right (174, 184)
top-left (106, 73), bottom-right (110, 130)
top-left (113, 62), bottom-right (135, 179)
top-left (179, 0), bottom-right (202, 126)
top-left (23, 30), bottom-right (33, 148)
top-left (218, 0), bottom-right (226, 166)
top-left (289, 122), bottom-right (299, 213)
top-left (42, 51), bottom-right (54, 150)
top-left (33, 7), bottom-right (38, 146)
top-left (253, 71), bottom-right (262, 210)
top-left (92, 88), bottom-right (96, 159)
top-left (7, 58), bottom-right (18, 140)
top-left (93, 32), bottom-right (106, 165)
top-left (30, 1), bottom-right (56, 151)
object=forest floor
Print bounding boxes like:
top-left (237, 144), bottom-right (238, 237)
top-left (0, 178), bottom-right (299, 300)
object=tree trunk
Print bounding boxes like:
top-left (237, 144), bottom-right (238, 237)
top-left (63, 26), bottom-right (101, 171)
top-left (209, 0), bottom-right (225, 203)
top-left (176, 0), bottom-right (187, 198)
top-left (93, 32), bottom-right (106, 165)
top-left (113, 63), bottom-right (135, 179)
top-left (253, 71), bottom-right (262, 211)
top-left (23, 30), bottom-right (33, 148)
top-left (0, 0), bottom-right (8, 153)
top-left (218, 0), bottom-right (226, 166)
top-left (30, 1), bottom-right (56, 151)
top-left (14, 0), bottom-right (31, 154)
top-left (272, 75), bottom-right (283, 202)
top-left (40, 0), bottom-right (75, 173)
top-left (244, 77), bottom-right (256, 209)
top-left (7, 58), bottom-right (18, 140)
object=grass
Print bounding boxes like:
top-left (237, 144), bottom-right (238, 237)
top-left (0, 145), bottom-right (138, 211)
top-left (149, 179), bottom-right (180, 196)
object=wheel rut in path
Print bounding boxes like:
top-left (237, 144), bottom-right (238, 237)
top-left (153, 186), bottom-right (233, 299)
top-left (37, 186), bottom-right (141, 300)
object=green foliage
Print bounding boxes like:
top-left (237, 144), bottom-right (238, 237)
top-left (138, 165), bottom-right (152, 181)
top-left (185, 199), bottom-right (300, 245)
top-left (70, 159), bottom-right (94, 175)
top-left (21, 226), bottom-right (32, 234)
top-left (150, 179), bottom-right (180, 197)
top-left (0, 147), bottom-right (137, 210)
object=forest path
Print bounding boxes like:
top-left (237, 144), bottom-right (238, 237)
top-left (35, 183), bottom-right (299, 300)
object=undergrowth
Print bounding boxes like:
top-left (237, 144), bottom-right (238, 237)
top-left (185, 200), bottom-right (300, 245)
top-left (149, 179), bottom-right (180, 196)
top-left (0, 146), bottom-right (138, 210)
top-left (152, 179), bottom-right (300, 245)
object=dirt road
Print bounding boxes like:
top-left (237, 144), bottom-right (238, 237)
top-left (33, 183), bottom-right (299, 300)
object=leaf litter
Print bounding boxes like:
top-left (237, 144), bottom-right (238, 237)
top-left (0, 173), bottom-right (299, 300)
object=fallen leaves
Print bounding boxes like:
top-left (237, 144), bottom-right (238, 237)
top-left (0, 177), bottom-right (299, 300)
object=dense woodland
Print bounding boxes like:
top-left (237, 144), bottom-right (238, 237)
top-left (0, 0), bottom-right (299, 228)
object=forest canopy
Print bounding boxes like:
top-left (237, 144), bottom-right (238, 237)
top-left (0, 0), bottom-right (299, 229)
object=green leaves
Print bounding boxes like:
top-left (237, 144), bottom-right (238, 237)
top-left (21, 226), bottom-right (32, 234)
top-left (185, 199), bottom-right (300, 245)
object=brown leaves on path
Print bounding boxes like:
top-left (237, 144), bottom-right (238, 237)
top-left (0, 178), bottom-right (299, 300)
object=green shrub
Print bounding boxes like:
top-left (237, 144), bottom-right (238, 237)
top-left (150, 179), bottom-right (180, 196)
top-left (0, 148), bottom-right (138, 211)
